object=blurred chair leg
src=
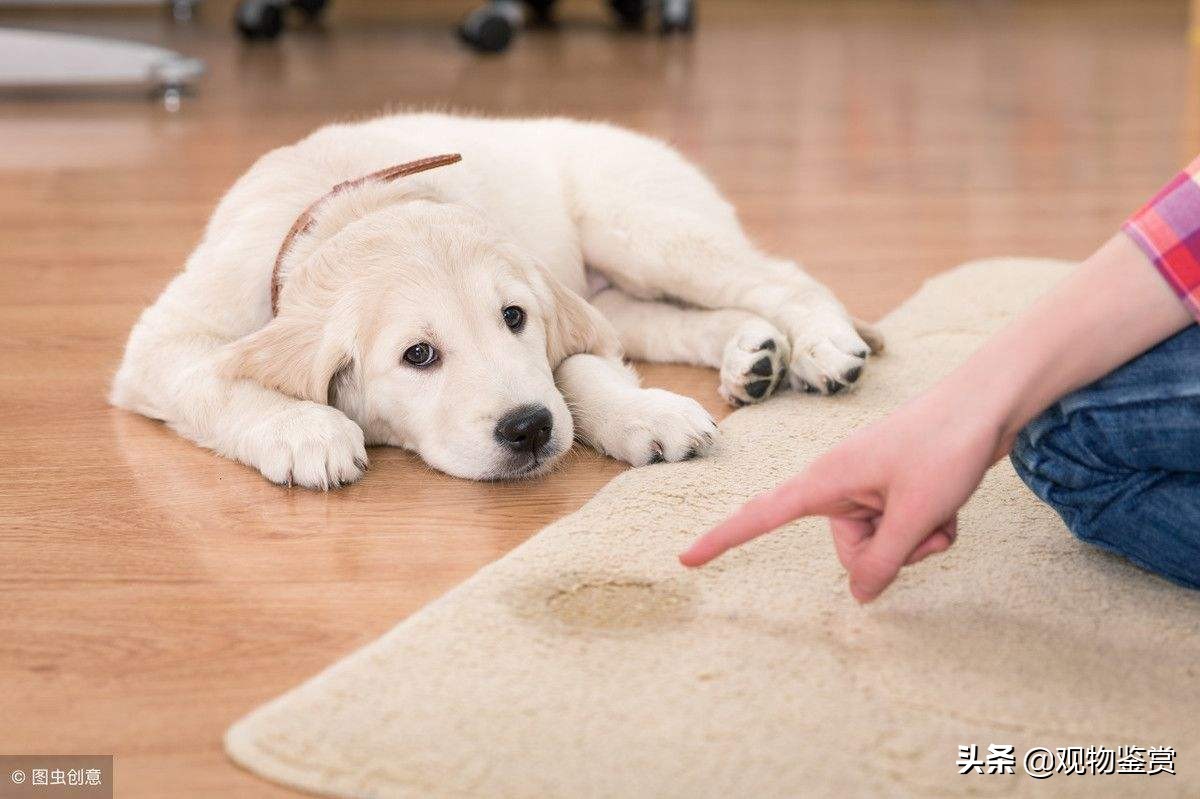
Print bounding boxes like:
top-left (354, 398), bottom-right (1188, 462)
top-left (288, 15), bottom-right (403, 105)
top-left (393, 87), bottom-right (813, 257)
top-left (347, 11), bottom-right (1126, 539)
top-left (524, 0), bottom-right (557, 28)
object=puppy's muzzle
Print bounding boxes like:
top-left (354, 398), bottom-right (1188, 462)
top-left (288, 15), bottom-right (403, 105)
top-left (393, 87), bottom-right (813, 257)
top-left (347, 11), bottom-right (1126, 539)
top-left (494, 404), bottom-right (554, 454)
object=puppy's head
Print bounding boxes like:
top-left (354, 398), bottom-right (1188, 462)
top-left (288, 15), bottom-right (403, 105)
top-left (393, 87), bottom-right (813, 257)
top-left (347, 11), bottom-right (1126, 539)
top-left (224, 176), bottom-right (618, 481)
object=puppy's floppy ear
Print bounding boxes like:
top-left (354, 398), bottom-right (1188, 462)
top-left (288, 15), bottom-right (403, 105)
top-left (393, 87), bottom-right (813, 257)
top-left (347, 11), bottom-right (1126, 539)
top-left (531, 265), bottom-right (623, 367)
top-left (221, 312), bottom-right (353, 405)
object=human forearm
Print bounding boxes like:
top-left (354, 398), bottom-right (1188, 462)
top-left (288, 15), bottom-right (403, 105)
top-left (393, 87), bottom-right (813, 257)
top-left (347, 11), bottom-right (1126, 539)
top-left (933, 232), bottom-right (1194, 458)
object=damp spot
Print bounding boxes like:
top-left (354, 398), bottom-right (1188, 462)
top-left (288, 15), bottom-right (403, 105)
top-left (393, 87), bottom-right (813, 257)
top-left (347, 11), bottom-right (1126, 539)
top-left (537, 576), bottom-right (696, 633)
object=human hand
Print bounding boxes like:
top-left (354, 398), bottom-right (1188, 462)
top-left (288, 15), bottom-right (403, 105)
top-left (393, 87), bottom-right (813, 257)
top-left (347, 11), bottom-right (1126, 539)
top-left (679, 385), bottom-right (1005, 602)
top-left (681, 233), bottom-right (1197, 602)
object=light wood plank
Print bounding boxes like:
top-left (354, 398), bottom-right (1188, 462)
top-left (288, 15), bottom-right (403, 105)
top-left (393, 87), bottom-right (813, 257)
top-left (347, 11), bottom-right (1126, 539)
top-left (1, 1), bottom-right (1195, 795)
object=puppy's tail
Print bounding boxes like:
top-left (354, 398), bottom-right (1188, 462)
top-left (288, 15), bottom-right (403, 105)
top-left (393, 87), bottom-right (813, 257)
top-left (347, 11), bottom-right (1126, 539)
top-left (853, 317), bottom-right (886, 355)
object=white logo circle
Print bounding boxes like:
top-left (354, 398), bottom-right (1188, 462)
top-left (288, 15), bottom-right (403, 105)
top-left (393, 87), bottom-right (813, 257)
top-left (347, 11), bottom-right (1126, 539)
top-left (10, 769), bottom-right (26, 784)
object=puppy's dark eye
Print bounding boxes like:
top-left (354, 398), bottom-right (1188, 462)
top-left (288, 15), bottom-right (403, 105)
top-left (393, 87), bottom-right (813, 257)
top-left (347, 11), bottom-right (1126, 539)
top-left (502, 305), bottom-right (525, 332)
top-left (402, 342), bottom-right (438, 368)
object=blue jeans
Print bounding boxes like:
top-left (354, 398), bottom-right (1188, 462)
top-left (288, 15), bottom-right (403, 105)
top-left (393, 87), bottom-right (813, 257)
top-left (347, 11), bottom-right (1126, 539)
top-left (1010, 323), bottom-right (1200, 589)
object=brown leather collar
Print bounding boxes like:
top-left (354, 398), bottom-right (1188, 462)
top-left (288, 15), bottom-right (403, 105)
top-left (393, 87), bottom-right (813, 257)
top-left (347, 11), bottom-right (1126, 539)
top-left (270, 153), bottom-right (463, 316)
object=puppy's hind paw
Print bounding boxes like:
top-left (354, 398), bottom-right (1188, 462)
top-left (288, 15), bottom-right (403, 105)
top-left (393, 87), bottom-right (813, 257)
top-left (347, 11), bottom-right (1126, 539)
top-left (787, 312), bottom-right (877, 396)
top-left (719, 319), bottom-right (790, 407)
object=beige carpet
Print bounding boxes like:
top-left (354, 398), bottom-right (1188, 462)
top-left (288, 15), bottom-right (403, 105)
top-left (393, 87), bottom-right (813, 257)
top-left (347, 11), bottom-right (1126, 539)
top-left (226, 259), bottom-right (1200, 798)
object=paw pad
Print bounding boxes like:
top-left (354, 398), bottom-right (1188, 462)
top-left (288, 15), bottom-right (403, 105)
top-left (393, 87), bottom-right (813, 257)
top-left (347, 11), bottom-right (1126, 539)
top-left (720, 323), bottom-right (790, 408)
top-left (749, 357), bottom-right (773, 377)
top-left (745, 379), bottom-right (771, 399)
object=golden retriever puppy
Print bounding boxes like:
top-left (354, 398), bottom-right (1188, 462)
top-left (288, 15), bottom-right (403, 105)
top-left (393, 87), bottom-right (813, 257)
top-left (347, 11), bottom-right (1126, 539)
top-left (112, 113), bottom-right (880, 487)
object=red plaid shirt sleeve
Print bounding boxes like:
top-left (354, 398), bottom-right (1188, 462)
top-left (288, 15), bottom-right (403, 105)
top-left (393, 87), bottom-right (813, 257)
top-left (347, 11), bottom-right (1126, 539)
top-left (1122, 155), bottom-right (1200, 321)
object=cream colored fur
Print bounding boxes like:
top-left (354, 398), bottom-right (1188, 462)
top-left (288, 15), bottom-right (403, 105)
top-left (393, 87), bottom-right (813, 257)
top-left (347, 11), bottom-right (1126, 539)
top-left (112, 113), bottom-right (876, 487)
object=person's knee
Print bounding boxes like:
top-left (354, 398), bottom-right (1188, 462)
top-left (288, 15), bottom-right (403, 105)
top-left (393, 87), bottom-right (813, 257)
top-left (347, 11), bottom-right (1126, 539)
top-left (1013, 407), bottom-right (1200, 589)
top-left (1009, 407), bottom-right (1122, 543)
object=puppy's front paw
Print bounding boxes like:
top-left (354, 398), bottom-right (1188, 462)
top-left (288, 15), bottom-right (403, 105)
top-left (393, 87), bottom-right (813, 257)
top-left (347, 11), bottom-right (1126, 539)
top-left (594, 389), bottom-right (719, 467)
top-left (239, 403), bottom-right (368, 489)
top-left (786, 310), bottom-right (878, 395)
top-left (719, 318), bottom-right (790, 407)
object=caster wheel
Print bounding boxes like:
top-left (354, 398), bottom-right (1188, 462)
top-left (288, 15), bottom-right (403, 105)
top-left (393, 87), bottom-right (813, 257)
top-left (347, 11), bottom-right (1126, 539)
top-left (460, 7), bottom-right (516, 53)
top-left (609, 0), bottom-right (646, 29)
top-left (659, 0), bottom-right (694, 33)
top-left (236, 0), bottom-right (284, 39)
top-left (169, 0), bottom-right (198, 23)
top-left (161, 85), bottom-right (183, 113)
top-left (291, 0), bottom-right (327, 19)
top-left (151, 56), bottom-right (203, 110)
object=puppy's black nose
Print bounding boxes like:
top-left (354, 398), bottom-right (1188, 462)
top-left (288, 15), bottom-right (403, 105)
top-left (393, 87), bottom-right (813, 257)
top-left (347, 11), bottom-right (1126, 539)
top-left (494, 404), bottom-right (553, 453)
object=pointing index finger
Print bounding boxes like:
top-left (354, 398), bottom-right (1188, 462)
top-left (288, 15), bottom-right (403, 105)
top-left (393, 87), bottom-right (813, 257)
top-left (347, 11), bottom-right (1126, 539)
top-left (678, 472), bottom-right (835, 567)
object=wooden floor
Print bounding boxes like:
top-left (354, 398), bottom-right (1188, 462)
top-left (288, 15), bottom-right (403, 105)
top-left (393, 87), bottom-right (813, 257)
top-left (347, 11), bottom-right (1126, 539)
top-left (1, 1), bottom-right (1196, 795)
